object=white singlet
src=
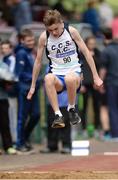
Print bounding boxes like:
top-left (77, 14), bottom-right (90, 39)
top-left (46, 24), bottom-right (82, 75)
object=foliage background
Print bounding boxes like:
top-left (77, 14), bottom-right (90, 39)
top-left (48, 0), bottom-right (118, 14)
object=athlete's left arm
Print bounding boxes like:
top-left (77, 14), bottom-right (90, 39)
top-left (69, 26), bottom-right (103, 87)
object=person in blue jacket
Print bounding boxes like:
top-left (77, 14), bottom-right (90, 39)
top-left (15, 29), bottom-right (40, 153)
top-left (82, 0), bottom-right (100, 36)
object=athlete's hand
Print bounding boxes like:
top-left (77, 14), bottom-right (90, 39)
top-left (94, 77), bottom-right (103, 89)
top-left (27, 87), bottom-right (35, 100)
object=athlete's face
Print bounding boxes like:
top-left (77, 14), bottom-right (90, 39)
top-left (47, 22), bottom-right (64, 38)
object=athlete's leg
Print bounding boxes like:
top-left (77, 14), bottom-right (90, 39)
top-left (64, 72), bottom-right (81, 125)
top-left (44, 73), bottom-right (65, 128)
top-left (44, 73), bottom-right (63, 112)
top-left (64, 72), bottom-right (81, 106)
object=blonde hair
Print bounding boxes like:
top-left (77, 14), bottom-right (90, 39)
top-left (43, 10), bottom-right (62, 26)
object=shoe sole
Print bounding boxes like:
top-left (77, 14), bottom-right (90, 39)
top-left (51, 123), bottom-right (65, 128)
top-left (16, 149), bottom-right (36, 155)
top-left (70, 118), bottom-right (81, 125)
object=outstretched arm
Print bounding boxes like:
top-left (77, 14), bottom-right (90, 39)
top-left (27, 32), bottom-right (46, 99)
top-left (69, 26), bottom-right (103, 87)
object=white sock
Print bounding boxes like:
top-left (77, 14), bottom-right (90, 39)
top-left (55, 110), bottom-right (62, 117)
top-left (67, 104), bottom-right (75, 111)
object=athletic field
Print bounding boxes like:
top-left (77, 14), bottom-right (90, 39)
top-left (0, 139), bottom-right (118, 179)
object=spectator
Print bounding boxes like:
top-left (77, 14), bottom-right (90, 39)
top-left (80, 35), bottom-right (102, 137)
top-left (99, 82), bottom-right (111, 141)
top-left (1, 40), bottom-right (17, 144)
top-left (98, 33), bottom-right (111, 140)
top-left (7, 0), bottom-right (32, 31)
top-left (112, 13), bottom-right (118, 40)
top-left (82, 0), bottom-right (100, 36)
top-left (0, 1), bottom-right (13, 26)
top-left (98, 0), bottom-right (113, 29)
top-left (0, 11), bottom-right (8, 27)
top-left (15, 29), bottom-right (40, 153)
top-left (101, 28), bottom-right (118, 139)
top-left (0, 42), bottom-right (16, 155)
top-left (52, 0), bottom-right (68, 19)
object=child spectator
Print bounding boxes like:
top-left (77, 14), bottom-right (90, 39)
top-left (15, 29), bottom-right (40, 153)
top-left (0, 41), bottom-right (16, 155)
top-left (1, 40), bottom-right (17, 144)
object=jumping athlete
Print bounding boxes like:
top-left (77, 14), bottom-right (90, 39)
top-left (27, 10), bottom-right (103, 128)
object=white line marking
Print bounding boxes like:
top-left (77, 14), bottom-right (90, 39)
top-left (104, 152), bottom-right (118, 155)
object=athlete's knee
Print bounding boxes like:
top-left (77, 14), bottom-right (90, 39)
top-left (64, 73), bottom-right (77, 84)
top-left (44, 73), bottom-right (55, 86)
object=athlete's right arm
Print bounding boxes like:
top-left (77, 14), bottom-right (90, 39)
top-left (27, 32), bottom-right (46, 100)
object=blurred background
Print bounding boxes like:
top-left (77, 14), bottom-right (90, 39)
top-left (0, 0), bottom-right (118, 155)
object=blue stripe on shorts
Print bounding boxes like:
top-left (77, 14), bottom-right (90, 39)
top-left (56, 71), bottom-right (81, 94)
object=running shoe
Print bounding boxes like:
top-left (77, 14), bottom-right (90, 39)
top-left (51, 115), bottom-right (65, 128)
top-left (69, 108), bottom-right (81, 125)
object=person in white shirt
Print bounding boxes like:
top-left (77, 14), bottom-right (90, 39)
top-left (27, 10), bottom-right (103, 129)
top-left (98, 0), bottom-right (113, 28)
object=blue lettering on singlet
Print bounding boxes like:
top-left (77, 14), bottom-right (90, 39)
top-left (56, 50), bottom-right (75, 58)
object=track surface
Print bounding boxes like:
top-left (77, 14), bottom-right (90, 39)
top-left (0, 139), bottom-right (118, 179)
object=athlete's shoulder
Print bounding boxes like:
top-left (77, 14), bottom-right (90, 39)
top-left (39, 31), bottom-right (46, 40)
top-left (68, 25), bottom-right (81, 40)
top-left (64, 22), bottom-right (78, 36)
top-left (38, 31), bottom-right (46, 45)
top-left (69, 25), bottom-right (79, 34)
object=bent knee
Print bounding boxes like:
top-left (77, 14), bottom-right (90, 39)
top-left (44, 73), bottom-right (55, 85)
top-left (64, 73), bottom-right (77, 83)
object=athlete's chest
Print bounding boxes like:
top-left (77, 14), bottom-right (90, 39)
top-left (47, 30), bottom-right (76, 57)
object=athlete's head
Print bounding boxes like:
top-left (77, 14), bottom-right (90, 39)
top-left (43, 10), bottom-right (64, 38)
top-left (19, 29), bottom-right (35, 49)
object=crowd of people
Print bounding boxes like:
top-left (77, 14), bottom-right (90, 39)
top-left (0, 0), bottom-right (114, 32)
top-left (0, 0), bottom-right (118, 155)
top-left (0, 29), bottom-right (42, 155)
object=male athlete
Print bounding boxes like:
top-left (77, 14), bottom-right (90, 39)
top-left (27, 10), bottom-right (103, 128)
